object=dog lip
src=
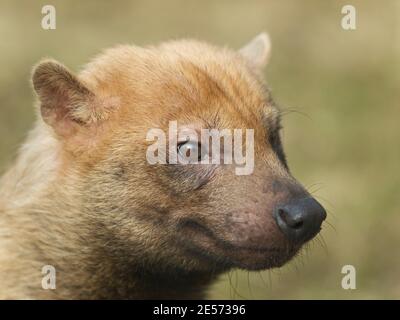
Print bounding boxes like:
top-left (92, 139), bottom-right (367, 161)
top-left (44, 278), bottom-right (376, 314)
top-left (177, 218), bottom-right (300, 270)
top-left (177, 218), bottom-right (298, 255)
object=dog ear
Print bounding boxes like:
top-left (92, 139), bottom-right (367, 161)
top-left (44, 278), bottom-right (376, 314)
top-left (32, 59), bottom-right (100, 137)
top-left (239, 33), bottom-right (271, 68)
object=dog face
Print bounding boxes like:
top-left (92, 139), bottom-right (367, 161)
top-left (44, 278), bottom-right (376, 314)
top-left (32, 34), bottom-right (326, 275)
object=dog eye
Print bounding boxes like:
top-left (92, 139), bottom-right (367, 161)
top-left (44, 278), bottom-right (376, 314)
top-left (177, 141), bottom-right (206, 164)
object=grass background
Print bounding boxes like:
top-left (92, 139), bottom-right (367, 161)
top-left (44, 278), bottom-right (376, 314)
top-left (0, 0), bottom-right (398, 299)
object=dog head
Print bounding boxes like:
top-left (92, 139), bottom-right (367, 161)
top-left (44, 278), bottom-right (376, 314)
top-left (32, 33), bottom-right (326, 275)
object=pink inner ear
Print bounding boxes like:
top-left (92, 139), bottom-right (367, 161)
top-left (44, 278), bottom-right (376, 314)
top-left (40, 86), bottom-right (81, 137)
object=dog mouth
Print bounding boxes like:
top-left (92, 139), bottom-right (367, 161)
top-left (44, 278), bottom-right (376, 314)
top-left (176, 219), bottom-right (300, 271)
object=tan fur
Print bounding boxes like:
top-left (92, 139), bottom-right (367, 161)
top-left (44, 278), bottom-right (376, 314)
top-left (0, 35), bottom-right (314, 299)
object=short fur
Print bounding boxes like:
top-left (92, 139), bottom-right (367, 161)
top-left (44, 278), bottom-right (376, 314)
top-left (0, 34), bottom-right (316, 299)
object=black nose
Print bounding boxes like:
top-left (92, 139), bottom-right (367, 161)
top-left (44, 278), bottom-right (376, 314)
top-left (273, 197), bottom-right (326, 244)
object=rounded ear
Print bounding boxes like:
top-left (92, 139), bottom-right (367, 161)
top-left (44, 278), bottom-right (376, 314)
top-left (239, 32), bottom-right (271, 69)
top-left (32, 59), bottom-right (95, 137)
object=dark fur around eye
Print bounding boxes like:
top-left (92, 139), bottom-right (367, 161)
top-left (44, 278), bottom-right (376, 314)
top-left (269, 128), bottom-right (288, 169)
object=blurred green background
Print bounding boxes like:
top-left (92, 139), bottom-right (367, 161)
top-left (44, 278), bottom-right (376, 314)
top-left (0, 0), bottom-right (398, 299)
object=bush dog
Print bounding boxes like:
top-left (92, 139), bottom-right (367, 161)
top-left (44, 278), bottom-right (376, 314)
top-left (0, 33), bottom-right (326, 299)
